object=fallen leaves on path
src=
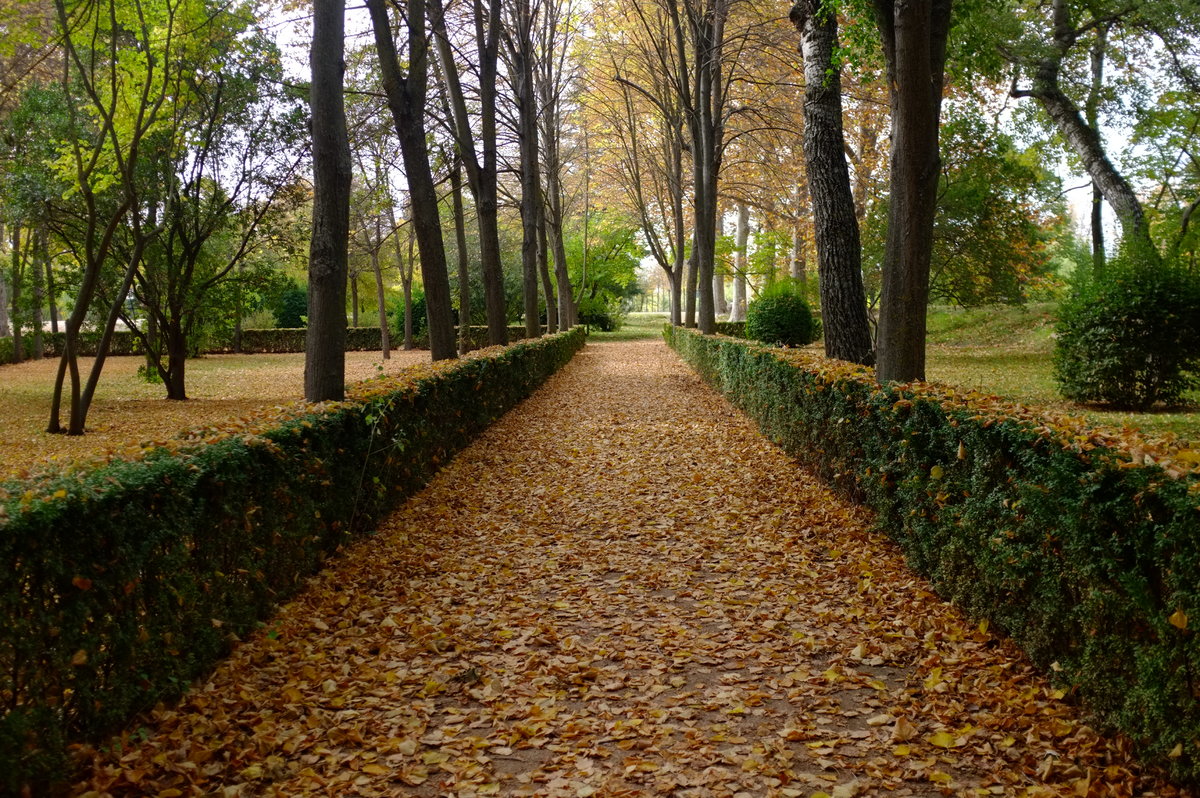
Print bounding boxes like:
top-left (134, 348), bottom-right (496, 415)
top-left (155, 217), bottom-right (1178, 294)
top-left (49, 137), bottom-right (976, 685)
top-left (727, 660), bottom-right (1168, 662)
top-left (71, 341), bottom-right (1185, 797)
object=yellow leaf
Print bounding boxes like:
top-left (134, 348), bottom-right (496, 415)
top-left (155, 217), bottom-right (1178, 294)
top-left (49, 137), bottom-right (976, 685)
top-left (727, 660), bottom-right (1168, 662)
top-left (927, 731), bottom-right (958, 748)
top-left (53, 489), bottom-right (67, 499)
top-left (362, 763), bottom-right (389, 775)
top-left (1170, 609), bottom-right (1188, 630)
top-left (929, 771), bottom-right (952, 784)
top-left (1169, 743), bottom-right (1184, 759)
top-left (930, 465), bottom-right (944, 480)
top-left (71, 649), bottom-right (88, 666)
top-left (892, 744), bottom-right (911, 756)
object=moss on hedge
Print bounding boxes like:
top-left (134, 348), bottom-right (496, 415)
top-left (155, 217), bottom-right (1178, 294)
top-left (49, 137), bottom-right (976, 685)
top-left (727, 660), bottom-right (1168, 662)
top-left (665, 324), bottom-right (1200, 787)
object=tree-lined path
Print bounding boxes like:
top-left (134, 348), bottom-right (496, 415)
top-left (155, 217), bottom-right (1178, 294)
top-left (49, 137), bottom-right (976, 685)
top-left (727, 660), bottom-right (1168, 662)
top-left (73, 341), bottom-right (1182, 797)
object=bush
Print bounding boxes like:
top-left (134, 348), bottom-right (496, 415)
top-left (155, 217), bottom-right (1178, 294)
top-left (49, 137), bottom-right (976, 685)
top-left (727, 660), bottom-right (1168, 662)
top-left (745, 286), bottom-right (817, 347)
top-left (272, 284), bottom-right (307, 328)
top-left (665, 325), bottom-right (1200, 787)
top-left (1054, 259), bottom-right (1200, 410)
top-left (577, 297), bottom-right (623, 332)
top-left (0, 328), bottom-right (588, 793)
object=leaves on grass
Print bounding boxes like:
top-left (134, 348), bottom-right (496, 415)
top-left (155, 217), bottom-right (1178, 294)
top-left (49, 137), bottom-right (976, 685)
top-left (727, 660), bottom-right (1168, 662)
top-left (69, 341), bottom-right (1183, 796)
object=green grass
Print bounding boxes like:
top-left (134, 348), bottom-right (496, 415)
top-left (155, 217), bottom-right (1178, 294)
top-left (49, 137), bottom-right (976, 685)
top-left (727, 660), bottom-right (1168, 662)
top-left (923, 303), bottom-right (1200, 441)
top-left (588, 312), bottom-right (670, 342)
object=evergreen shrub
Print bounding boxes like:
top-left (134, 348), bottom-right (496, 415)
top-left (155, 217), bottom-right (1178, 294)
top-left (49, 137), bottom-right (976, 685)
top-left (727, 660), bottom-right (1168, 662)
top-left (1054, 257), bottom-right (1200, 409)
top-left (665, 324), bottom-right (1200, 787)
top-left (745, 283), bottom-right (817, 346)
top-left (0, 328), bottom-right (587, 792)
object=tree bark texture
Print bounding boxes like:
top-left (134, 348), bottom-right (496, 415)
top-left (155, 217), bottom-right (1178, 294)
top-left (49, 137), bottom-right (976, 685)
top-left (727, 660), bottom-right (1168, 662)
top-left (791, 0), bottom-right (874, 365)
top-left (369, 0), bottom-right (457, 361)
top-left (509, 0), bottom-right (542, 340)
top-left (873, 0), bottom-right (950, 383)
top-left (305, 0), bottom-right (352, 401)
top-left (448, 156), bottom-right (473, 352)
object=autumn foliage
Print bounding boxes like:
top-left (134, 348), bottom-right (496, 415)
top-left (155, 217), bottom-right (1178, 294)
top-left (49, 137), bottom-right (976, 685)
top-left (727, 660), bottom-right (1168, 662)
top-left (0, 328), bottom-right (585, 792)
top-left (666, 325), bottom-right (1200, 785)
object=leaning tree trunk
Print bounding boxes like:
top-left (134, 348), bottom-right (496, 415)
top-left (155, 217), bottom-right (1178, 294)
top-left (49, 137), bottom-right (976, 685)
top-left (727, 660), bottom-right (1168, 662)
top-left (791, 0), bottom-right (874, 365)
top-left (873, 0), bottom-right (951, 383)
top-left (305, 0), bottom-right (352, 401)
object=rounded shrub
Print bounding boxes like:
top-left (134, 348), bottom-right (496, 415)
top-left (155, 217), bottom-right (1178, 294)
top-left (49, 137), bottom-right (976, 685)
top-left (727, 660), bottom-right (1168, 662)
top-left (745, 285), bottom-right (817, 347)
top-left (1054, 257), bottom-right (1200, 410)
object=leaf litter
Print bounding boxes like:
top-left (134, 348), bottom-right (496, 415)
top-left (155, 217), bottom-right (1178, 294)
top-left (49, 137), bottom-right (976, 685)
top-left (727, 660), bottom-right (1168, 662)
top-left (70, 340), bottom-right (1186, 797)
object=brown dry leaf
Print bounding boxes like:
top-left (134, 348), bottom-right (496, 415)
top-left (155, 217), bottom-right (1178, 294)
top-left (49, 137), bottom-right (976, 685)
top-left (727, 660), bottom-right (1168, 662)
top-left (65, 341), bottom-right (1187, 797)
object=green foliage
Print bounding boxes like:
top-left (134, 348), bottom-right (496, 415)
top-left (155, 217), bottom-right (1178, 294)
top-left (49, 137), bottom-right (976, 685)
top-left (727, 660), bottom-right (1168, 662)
top-left (0, 328), bottom-right (587, 792)
top-left (272, 283), bottom-right (308, 328)
top-left (1054, 255), bottom-right (1200, 409)
top-left (665, 326), bottom-right (1200, 787)
top-left (861, 107), bottom-right (1065, 307)
top-left (745, 282), bottom-right (818, 347)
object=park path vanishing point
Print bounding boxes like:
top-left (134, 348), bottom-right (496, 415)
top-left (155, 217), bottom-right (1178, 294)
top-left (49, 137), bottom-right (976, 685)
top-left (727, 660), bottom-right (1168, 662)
top-left (73, 340), bottom-right (1185, 798)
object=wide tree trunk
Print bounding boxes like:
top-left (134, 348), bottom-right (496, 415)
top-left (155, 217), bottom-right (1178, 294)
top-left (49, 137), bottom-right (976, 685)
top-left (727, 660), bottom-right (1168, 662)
top-left (164, 321), bottom-right (188, 401)
top-left (872, 0), bottom-right (951, 383)
top-left (791, 0), bottom-right (873, 364)
top-left (369, 0), bottom-right (456, 361)
top-left (305, 0), bottom-right (351, 401)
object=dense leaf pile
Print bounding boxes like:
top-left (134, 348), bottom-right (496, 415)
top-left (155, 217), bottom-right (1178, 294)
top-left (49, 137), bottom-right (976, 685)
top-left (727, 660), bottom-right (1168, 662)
top-left (666, 325), bottom-right (1200, 786)
top-left (67, 340), bottom-right (1182, 796)
top-left (0, 329), bottom-right (586, 793)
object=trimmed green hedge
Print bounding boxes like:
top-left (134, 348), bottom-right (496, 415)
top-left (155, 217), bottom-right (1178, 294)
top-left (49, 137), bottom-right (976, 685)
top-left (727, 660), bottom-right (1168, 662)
top-left (0, 328), bottom-right (586, 792)
top-left (712, 321), bottom-right (746, 338)
top-left (665, 325), bottom-right (1200, 786)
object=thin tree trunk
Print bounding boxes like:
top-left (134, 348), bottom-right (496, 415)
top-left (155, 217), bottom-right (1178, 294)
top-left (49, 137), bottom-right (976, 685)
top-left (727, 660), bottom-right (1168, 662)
top-left (164, 320), bottom-right (188, 400)
top-left (685, 248), bottom-right (698, 328)
top-left (78, 249), bottom-right (142, 429)
top-left (510, 0), bottom-right (542, 340)
top-left (792, 0), bottom-right (873, 364)
top-left (32, 223), bottom-right (46, 358)
top-left (448, 156), bottom-right (472, 353)
top-left (10, 227), bottom-right (22, 364)
top-left (1087, 23), bottom-right (1108, 273)
top-left (538, 207), bottom-right (557, 333)
top-left (47, 258), bottom-right (58, 334)
top-left (371, 219), bottom-right (391, 358)
top-left (713, 267), bottom-right (728, 317)
top-left (305, 0), bottom-right (352, 400)
top-left (350, 277), bottom-right (359, 327)
top-left (729, 202), bottom-right (749, 323)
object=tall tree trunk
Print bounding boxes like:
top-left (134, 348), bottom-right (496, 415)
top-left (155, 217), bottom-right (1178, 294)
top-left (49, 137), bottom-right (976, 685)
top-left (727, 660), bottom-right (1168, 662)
top-left (685, 248), bottom-right (698, 328)
top-left (448, 155), bottom-right (473, 353)
top-left (32, 223), bottom-right (46, 359)
top-left (729, 202), bottom-right (749, 323)
top-left (510, 0), bottom-right (542, 340)
top-left (305, 0), bottom-right (352, 401)
top-left (10, 227), bottom-right (22, 364)
top-left (713, 268), bottom-right (727, 318)
top-left (1087, 22), bottom-right (1109, 273)
top-left (873, 0), bottom-right (951, 382)
top-left (350, 277), bottom-right (359, 327)
top-left (430, 0), bottom-right (508, 346)
top-left (792, 0), bottom-right (873, 364)
top-left (538, 208), bottom-right (558, 333)
top-left (369, 0), bottom-right (457, 361)
top-left (371, 220), bottom-right (391, 359)
top-left (46, 258), bottom-right (58, 334)
top-left (77, 247), bottom-right (143, 430)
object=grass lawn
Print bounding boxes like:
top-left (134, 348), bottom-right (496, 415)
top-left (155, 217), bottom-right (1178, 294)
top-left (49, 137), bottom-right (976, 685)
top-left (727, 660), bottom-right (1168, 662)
top-left (0, 349), bottom-right (430, 481)
top-left (924, 303), bottom-right (1200, 441)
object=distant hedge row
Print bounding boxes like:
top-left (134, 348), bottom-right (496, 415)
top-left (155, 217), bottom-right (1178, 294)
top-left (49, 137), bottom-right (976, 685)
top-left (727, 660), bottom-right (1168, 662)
top-left (665, 325), bottom-right (1200, 786)
top-left (0, 327), bottom-right (587, 793)
top-left (0, 325), bottom-right (542, 365)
